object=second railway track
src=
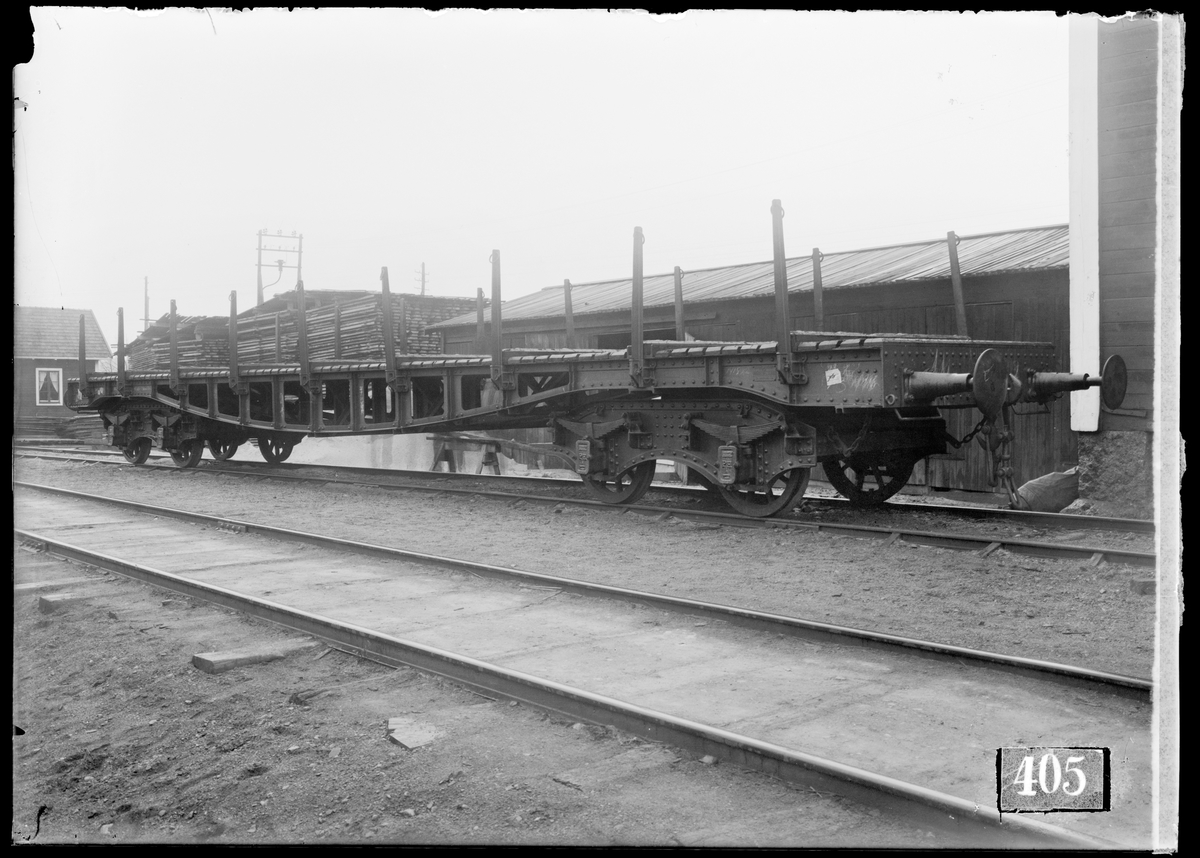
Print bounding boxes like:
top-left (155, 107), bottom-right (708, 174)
top-left (13, 446), bottom-right (1157, 568)
top-left (15, 482), bottom-right (1153, 848)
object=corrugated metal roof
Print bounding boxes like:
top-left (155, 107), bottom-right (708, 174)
top-left (15, 307), bottom-right (112, 359)
top-left (431, 224), bottom-right (1068, 329)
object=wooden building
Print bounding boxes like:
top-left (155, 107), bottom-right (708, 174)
top-left (14, 306), bottom-right (111, 436)
top-left (430, 226), bottom-right (1074, 494)
top-left (1068, 14), bottom-right (1178, 511)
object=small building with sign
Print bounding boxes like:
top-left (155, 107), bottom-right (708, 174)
top-left (14, 306), bottom-right (112, 436)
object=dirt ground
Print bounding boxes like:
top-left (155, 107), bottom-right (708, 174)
top-left (12, 455), bottom-right (1158, 845)
top-left (18, 549), bottom-right (968, 848)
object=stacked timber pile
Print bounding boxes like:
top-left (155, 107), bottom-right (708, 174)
top-left (238, 293), bottom-right (477, 362)
top-left (235, 311), bottom-right (299, 363)
top-left (128, 315), bottom-right (229, 370)
top-left (305, 295), bottom-right (391, 360)
top-left (399, 295), bottom-right (478, 354)
top-left (125, 292), bottom-right (476, 370)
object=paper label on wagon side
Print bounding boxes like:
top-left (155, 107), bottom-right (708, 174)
top-left (825, 367), bottom-right (843, 387)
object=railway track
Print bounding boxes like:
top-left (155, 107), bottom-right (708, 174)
top-left (13, 446), bottom-right (1157, 568)
top-left (15, 482), bottom-right (1152, 848)
top-left (14, 443), bottom-right (1155, 532)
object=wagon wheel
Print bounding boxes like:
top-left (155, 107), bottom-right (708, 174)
top-left (122, 438), bottom-right (152, 466)
top-left (719, 468), bottom-right (810, 518)
top-left (169, 439), bottom-right (204, 469)
top-left (207, 439), bottom-right (240, 461)
top-left (822, 453), bottom-right (917, 507)
top-left (581, 460), bottom-right (656, 505)
top-left (258, 437), bottom-right (296, 465)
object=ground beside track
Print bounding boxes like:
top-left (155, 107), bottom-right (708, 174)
top-left (16, 548), bottom-right (966, 847)
top-left (13, 456), bottom-right (1157, 846)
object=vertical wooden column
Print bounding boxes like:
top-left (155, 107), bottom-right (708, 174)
top-left (947, 231), bottom-right (969, 337)
top-left (631, 227), bottom-right (644, 370)
top-left (490, 250), bottom-right (504, 386)
top-left (274, 315), bottom-right (282, 363)
top-left (771, 201), bottom-right (790, 346)
top-left (228, 291), bottom-right (240, 388)
top-left (811, 249), bottom-right (825, 332)
top-left (563, 280), bottom-right (576, 348)
top-left (333, 304), bottom-right (342, 359)
top-left (296, 281), bottom-right (310, 386)
top-left (169, 299), bottom-right (180, 393)
top-left (673, 267), bottom-right (685, 341)
top-left (116, 308), bottom-right (126, 395)
top-left (77, 314), bottom-right (89, 400)
top-left (770, 200), bottom-right (792, 377)
top-left (380, 267), bottom-right (398, 386)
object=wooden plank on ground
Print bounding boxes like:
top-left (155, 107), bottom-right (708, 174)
top-left (192, 639), bottom-right (319, 674)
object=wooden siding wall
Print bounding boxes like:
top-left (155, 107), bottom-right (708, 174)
top-left (1097, 17), bottom-right (1158, 431)
top-left (442, 269), bottom-right (1074, 491)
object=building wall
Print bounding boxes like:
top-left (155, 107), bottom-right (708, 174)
top-left (1097, 17), bottom-right (1157, 430)
top-left (14, 358), bottom-right (101, 424)
top-left (1065, 16), bottom-right (1161, 517)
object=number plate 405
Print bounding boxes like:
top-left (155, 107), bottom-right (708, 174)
top-left (997, 747), bottom-right (1109, 812)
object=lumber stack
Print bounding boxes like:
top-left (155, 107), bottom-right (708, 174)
top-left (305, 296), bottom-right (390, 360)
top-left (128, 315), bottom-right (229, 370)
top-left (124, 293), bottom-right (477, 370)
top-left (236, 311), bottom-right (298, 363)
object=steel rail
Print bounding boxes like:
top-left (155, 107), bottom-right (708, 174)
top-left (15, 480), bottom-right (1151, 698)
top-left (12, 524), bottom-right (1119, 850)
top-left (12, 445), bottom-right (1156, 535)
top-left (13, 450), bottom-right (1157, 567)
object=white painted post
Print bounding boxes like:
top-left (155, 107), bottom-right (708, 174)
top-left (1068, 14), bottom-right (1101, 431)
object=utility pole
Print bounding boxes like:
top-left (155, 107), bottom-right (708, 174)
top-left (256, 229), bottom-right (303, 306)
top-left (143, 276), bottom-right (150, 335)
top-left (414, 263), bottom-right (427, 296)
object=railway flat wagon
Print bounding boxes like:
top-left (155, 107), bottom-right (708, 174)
top-left (68, 203), bottom-right (1126, 518)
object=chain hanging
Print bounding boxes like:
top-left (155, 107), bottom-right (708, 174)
top-left (943, 415), bottom-right (990, 450)
top-left (826, 416), bottom-right (872, 459)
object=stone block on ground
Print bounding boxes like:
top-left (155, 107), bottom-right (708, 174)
top-left (1060, 498), bottom-right (1096, 515)
top-left (38, 592), bottom-right (89, 613)
top-left (1130, 579), bottom-right (1155, 596)
top-left (191, 639), bottom-right (318, 674)
top-left (386, 717), bottom-right (437, 749)
top-left (553, 744), bottom-right (680, 789)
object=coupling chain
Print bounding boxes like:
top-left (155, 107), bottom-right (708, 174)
top-left (944, 415), bottom-right (990, 450)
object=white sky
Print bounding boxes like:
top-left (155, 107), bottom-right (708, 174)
top-left (15, 8), bottom-right (1070, 344)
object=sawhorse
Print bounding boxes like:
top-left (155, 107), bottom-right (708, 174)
top-left (428, 435), bottom-right (503, 475)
